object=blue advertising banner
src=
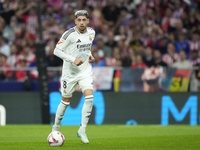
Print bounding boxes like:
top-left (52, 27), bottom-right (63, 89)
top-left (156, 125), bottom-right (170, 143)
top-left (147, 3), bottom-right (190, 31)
top-left (0, 92), bottom-right (199, 125)
top-left (49, 92), bottom-right (200, 125)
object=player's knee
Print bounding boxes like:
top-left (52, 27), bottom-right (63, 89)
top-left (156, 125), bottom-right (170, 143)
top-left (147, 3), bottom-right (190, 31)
top-left (62, 96), bottom-right (72, 103)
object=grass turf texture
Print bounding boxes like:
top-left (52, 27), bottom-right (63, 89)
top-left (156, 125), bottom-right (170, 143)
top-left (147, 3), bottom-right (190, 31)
top-left (0, 125), bottom-right (199, 150)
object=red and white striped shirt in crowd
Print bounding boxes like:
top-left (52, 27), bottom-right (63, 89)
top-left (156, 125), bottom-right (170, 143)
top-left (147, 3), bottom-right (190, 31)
top-left (17, 52), bottom-right (36, 66)
top-left (137, 0), bottom-right (158, 18)
top-left (189, 41), bottom-right (200, 51)
top-left (22, 15), bottom-right (38, 35)
top-left (162, 53), bottom-right (180, 66)
top-left (189, 58), bottom-right (200, 66)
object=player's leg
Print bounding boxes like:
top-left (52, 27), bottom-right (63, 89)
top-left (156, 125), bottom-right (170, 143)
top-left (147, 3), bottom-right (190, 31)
top-left (52, 80), bottom-right (77, 132)
top-left (52, 96), bottom-right (71, 131)
top-left (77, 77), bottom-right (93, 144)
top-left (79, 89), bottom-right (93, 133)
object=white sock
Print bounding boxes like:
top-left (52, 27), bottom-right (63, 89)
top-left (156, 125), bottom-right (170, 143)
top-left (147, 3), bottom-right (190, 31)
top-left (54, 100), bottom-right (70, 126)
top-left (79, 95), bottom-right (93, 133)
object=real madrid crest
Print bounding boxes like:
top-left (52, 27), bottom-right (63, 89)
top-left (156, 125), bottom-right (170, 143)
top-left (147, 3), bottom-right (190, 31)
top-left (63, 89), bottom-right (66, 93)
top-left (89, 36), bottom-right (92, 41)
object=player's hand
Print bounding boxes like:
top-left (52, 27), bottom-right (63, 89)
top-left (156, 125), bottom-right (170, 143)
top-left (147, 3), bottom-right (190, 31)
top-left (74, 58), bottom-right (84, 66)
top-left (89, 55), bottom-right (95, 63)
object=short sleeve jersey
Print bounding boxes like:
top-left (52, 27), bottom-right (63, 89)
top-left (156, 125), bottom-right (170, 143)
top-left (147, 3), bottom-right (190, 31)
top-left (56, 26), bottom-right (95, 78)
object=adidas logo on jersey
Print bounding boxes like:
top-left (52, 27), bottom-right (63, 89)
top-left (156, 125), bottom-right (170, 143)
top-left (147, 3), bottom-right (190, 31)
top-left (76, 39), bottom-right (81, 43)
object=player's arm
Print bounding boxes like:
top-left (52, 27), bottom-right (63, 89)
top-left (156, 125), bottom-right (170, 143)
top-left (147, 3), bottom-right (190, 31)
top-left (54, 48), bottom-right (83, 66)
top-left (89, 55), bottom-right (95, 63)
top-left (54, 32), bottom-right (83, 66)
top-left (88, 30), bottom-right (95, 63)
top-left (54, 47), bottom-right (75, 63)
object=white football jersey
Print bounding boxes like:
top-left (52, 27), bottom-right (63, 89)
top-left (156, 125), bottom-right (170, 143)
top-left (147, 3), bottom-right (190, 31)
top-left (55, 26), bottom-right (95, 79)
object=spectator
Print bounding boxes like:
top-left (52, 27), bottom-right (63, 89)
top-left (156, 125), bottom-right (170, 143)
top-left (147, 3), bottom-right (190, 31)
top-left (17, 46), bottom-right (36, 67)
top-left (153, 49), bottom-right (167, 67)
top-left (140, 26), bottom-right (150, 47)
top-left (95, 24), bottom-right (109, 42)
top-left (20, 5), bottom-right (38, 35)
top-left (128, 31), bottom-right (143, 50)
top-left (3, 15), bottom-right (21, 42)
top-left (96, 38), bottom-right (112, 59)
top-left (137, 0), bottom-right (158, 18)
top-left (143, 46), bottom-right (154, 67)
top-left (91, 48), bottom-right (105, 67)
top-left (172, 0), bottom-right (184, 19)
top-left (115, 58), bottom-right (122, 67)
top-left (175, 19), bottom-right (187, 34)
top-left (106, 47), bottom-right (121, 66)
top-left (189, 31), bottom-right (200, 51)
top-left (175, 32), bottom-right (190, 58)
top-left (0, 16), bottom-right (5, 33)
top-left (43, 16), bottom-right (60, 41)
top-left (189, 50), bottom-right (200, 66)
top-left (84, 5), bottom-right (101, 31)
top-left (172, 50), bottom-right (192, 69)
top-left (105, 31), bottom-right (117, 49)
top-left (90, 0), bottom-right (105, 33)
top-left (135, 45), bottom-right (145, 56)
top-left (117, 40), bottom-right (128, 58)
top-left (0, 37), bottom-right (10, 57)
top-left (102, 0), bottom-right (121, 27)
top-left (15, 59), bottom-right (28, 81)
top-left (188, 8), bottom-right (199, 33)
top-left (117, 7), bottom-right (132, 27)
top-left (0, 54), bottom-right (13, 80)
top-left (154, 36), bottom-right (169, 55)
top-left (161, 7), bottom-right (173, 32)
top-left (42, 5), bottom-right (61, 27)
top-left (114, 25), bottom-right (127, 42)
top-left (168, 32), bottom-right (176, 44)
top-left (7, 44), bottom-right (18, 67)
top-left (146, 30), bottom-right (158, 49)
top-left (162, 43), bottom-right (180, 66)
top-left (45, 31), bottom-right (59, 55)
top-left (131, 54), bottom-right (146, 68)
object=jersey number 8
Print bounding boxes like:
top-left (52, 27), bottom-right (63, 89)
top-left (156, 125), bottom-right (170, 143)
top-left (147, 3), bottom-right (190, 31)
top-left (63, 81), bottom-right (67, 89)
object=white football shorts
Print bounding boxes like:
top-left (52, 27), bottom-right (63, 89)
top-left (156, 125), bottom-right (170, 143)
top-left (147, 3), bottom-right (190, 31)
top-left (61, 75), bottom-right (93, 98)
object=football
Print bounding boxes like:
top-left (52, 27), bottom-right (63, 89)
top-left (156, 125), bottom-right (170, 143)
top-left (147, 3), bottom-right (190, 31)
top-left (47, 131), bottom-right (65, 147)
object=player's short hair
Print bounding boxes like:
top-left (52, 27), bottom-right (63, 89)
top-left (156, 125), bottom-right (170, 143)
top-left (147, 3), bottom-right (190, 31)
top-left (75, 10), bottom-right (89, 19)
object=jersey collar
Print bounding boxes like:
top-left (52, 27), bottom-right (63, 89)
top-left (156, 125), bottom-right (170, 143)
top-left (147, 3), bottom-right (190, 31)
top-left (74, 26), bottom-right (88, 34)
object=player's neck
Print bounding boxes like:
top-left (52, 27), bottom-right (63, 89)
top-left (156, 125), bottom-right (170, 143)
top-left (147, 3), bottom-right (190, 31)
top-left (76, 26), bottom-right (87, 34)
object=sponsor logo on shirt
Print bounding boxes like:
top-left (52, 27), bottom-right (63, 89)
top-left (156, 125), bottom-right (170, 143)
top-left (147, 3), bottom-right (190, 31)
top-left (77, 43), bottom-right (92, 52)
top-left (76, 39), bottom-right (81, 43)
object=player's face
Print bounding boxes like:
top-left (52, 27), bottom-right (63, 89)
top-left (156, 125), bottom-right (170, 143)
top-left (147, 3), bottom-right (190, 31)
top-left (75, 16), bottom-right (89, 33)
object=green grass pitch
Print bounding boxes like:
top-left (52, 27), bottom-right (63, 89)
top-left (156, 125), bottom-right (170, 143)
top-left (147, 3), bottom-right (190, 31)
top-left (0, 125), bottom-right (199, 150)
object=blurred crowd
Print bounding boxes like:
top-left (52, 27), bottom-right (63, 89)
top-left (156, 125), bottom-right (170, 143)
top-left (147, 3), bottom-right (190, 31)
top-left (0, 0), bottom-right (200, 82)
